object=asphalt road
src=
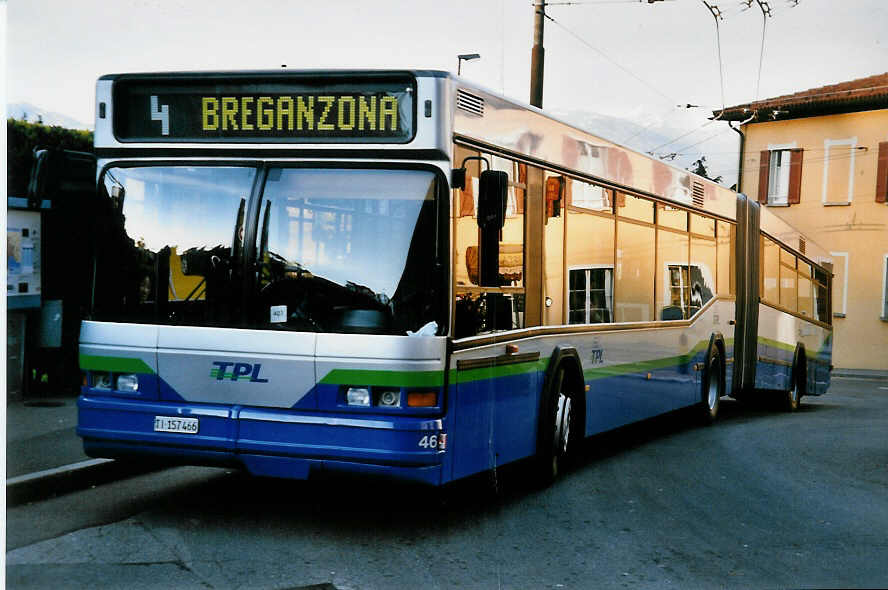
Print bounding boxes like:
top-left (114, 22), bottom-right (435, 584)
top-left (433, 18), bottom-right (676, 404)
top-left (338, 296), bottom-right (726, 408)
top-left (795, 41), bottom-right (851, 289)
top-left (6, 377), bottom-right (888, 589)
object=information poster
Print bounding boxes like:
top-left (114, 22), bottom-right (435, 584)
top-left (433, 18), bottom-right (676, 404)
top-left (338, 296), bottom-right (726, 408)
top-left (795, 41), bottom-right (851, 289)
top-left (7, 209), bottom-right (42, 309)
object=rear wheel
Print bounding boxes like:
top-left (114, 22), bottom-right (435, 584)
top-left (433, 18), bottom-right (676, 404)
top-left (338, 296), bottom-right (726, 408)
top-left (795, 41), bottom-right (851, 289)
top-left (784, 351), bottom-right (805, 412)
top-left (699, 344), bottom-right (723, 424)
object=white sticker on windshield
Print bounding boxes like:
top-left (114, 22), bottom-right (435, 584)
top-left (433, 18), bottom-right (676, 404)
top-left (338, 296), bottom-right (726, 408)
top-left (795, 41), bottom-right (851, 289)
top-left (270, 305), bottom-right (287, 323)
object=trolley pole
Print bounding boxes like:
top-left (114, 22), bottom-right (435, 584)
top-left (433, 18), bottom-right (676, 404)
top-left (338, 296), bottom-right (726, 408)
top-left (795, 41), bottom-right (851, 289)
top-left (530, 2), bottom-right (545, 108)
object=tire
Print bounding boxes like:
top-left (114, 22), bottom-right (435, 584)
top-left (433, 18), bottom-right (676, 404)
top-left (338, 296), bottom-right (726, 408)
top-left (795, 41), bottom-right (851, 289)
top-left (536, 368), bottom-right (575, 486)
top-left (784, 350), bottom-right (805, 412)
top-left (699, 342), bottom-right (723, 424)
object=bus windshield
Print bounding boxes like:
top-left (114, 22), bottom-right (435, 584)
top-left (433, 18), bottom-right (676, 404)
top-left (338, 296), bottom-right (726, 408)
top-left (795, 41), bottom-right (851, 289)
top-left (92, 165), bottom-right (444, 335)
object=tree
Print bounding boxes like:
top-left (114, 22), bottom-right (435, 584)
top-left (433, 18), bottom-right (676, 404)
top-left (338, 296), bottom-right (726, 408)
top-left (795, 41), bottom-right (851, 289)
top-left (6, 118), bottom-right (93, 196)
top-left (687, 156), bottom-right (723, 184)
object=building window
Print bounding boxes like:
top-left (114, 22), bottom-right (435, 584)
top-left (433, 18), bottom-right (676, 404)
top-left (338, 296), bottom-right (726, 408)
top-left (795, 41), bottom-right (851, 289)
top-left (768, 149), bottom-right (792, 205)
top-left (830, 251), bottom-right (848, 317)
top-left (822, 137), bottom-right (857, 205)
top-left (758, 145), bottom-right (803, 206)
top-left (568, 267), bottom-right (613, 324)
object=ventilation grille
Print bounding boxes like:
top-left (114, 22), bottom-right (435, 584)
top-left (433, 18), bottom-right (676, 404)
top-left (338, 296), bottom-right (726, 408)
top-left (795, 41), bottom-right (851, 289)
top-left (799, 237), bottom-right (806, 255)
top-left (456, 89), bottom-right (484, 117)
top-left (692, 181), bottom-right (705, 208)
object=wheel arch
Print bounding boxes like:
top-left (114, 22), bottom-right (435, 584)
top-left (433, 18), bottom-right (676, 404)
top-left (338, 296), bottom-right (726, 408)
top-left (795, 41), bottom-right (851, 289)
top-left (706, 332), bottom-right (727, 395)
top-left (539, 346), bottom-right (586, 452)
top-left (793, 343), bottom-right (808, 397)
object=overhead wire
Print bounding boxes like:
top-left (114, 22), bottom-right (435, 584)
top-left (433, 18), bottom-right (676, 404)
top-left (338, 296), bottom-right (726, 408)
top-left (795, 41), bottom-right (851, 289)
top-left (541, 10), bottom-right (680, 106)
top-left (541, 6), bottom-right (689, 147)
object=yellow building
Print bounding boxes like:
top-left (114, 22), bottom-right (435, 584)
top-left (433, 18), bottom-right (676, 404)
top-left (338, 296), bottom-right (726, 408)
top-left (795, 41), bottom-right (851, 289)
top-left (720, 72), bottom-right (888, 371)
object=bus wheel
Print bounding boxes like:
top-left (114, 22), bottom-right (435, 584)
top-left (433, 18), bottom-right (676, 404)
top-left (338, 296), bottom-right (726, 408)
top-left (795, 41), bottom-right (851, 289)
top-left (784, 352), bottom-right (805, 412)
top-left (699, 343), bottom-right (723, 424)
top-left (537, 368), bottom-right (573, 485)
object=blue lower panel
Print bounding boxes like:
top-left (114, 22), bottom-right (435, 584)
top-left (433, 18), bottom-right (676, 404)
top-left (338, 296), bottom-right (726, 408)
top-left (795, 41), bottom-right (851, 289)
top-left (78, 396), bottom-right (236, 451)
top-left (450, 372), bottom-right (540, 482)
top-left (78, 395), bottom-right (444, 485)
top-left (585, 363), bottom-right (698, 436)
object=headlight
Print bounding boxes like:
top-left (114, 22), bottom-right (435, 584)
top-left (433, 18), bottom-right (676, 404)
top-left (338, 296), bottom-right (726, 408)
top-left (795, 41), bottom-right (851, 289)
top-left (378, 390), bottom-right (401, 407)
top-left (93, 372), bottom-right (113, 390)
top-left (116, 374), bottom-right (139, 392)
top-left (346, 387), bottom-right (371, 407)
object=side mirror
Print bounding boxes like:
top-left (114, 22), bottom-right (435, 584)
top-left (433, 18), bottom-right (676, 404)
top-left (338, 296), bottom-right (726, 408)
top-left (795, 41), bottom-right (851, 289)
top-left (477, 170), bottom-right (508, 230)
top-left (27, 148), bottom-right (96, 207)
top-left (477, 169), bottom-right (509, 286)
top-left (451, 167), bottom-right (467, 190)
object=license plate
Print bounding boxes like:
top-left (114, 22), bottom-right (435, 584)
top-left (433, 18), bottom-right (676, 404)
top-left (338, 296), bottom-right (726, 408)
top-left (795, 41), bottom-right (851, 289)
top-left (153, 416), bottom-right (199, 434)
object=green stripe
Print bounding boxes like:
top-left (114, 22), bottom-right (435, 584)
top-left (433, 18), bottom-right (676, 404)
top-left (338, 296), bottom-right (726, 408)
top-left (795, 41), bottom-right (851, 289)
top-left (79, 354), bottom-right (154, 374)
top-left (583, 340), bottom-right (711, 381)
top-left (758, 336), bottom-right (795, 354)
top-left (319, 369), bottom-right (446, 388)
top-left (449, 358), bottom-right (549, 385)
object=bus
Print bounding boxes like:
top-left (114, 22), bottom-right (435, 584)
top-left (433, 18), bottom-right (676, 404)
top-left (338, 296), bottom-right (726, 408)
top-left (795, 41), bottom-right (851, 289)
top-left (77, 69), bottom-right (833, 486)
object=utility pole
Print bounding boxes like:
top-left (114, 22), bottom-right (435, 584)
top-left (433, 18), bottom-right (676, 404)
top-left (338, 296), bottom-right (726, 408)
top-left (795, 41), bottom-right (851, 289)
top-left (530, 2), bottom-right (545, 108)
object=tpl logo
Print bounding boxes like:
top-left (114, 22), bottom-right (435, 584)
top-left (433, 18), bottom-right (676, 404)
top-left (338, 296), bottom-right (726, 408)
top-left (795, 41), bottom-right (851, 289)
top-left (210, 361), bottom-right (269, 383)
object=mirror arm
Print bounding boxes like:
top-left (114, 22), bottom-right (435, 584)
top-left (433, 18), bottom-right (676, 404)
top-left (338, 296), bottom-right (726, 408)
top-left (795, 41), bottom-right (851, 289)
top-left (451, 155), bottom-right (490, 190)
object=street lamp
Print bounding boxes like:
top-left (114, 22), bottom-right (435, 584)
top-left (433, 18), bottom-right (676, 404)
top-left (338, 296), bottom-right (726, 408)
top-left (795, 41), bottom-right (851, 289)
top-left (457, 53), bottom-right (480, 76)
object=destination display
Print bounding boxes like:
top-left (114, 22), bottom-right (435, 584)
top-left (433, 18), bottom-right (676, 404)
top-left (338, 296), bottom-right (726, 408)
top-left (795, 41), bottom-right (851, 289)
top-left (113, 75), bottom-right (416, 143)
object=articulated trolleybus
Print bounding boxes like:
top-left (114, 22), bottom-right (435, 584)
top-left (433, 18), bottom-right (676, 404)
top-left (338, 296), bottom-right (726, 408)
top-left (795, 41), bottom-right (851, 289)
top-left (79, 70), bottom-right (833, 486)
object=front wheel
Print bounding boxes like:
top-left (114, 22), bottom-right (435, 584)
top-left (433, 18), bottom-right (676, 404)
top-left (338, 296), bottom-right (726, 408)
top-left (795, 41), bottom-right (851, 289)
top-left (699, 343), bottom-right (723, 424)
top-left (536, 369), bottom-right (574, 486)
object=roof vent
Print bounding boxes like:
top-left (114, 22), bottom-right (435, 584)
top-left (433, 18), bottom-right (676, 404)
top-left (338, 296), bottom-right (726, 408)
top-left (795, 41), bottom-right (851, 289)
top-left (692, 181), bottom-right (705, 208)
top-left (799, 236), bottom-right (806, 255)
top-left (456, 89), bottom-right (484, 117)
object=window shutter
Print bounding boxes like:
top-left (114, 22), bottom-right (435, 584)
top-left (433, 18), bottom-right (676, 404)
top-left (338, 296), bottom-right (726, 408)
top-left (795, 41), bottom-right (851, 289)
top-left (516, 163), bottom-right (527, 213)
top-left (459, 176), bottom-right (474, 217)
top-left (758, 150), bottom-right (771, 204)
top-left (788, 148), bottom-right (804, 205)
top-left (877, 141), bottom-right (888, 204)
top-left (545, 176), bottom-right (562, 218)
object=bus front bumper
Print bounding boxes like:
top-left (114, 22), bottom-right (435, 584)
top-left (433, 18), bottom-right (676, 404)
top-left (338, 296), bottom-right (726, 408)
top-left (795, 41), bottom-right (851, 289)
top-left (77, 395), bottom-right (447, 486)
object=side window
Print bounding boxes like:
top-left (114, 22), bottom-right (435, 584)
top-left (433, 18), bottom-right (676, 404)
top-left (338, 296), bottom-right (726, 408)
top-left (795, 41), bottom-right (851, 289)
top-left (453, 144), bottom-right (480, 288)
top-left (761, 236), bottom-right (779, 305)
top-left (453, 149), bottom-right (526, 337)
top-left (716, 221), bottom-right (735, 296)
top-left (656, 205), bottom-right (689, 320)
top-left (690, 214), bottom-right (716, 316)
top-left (798, 261), bottom-right (814, 317)
top-left (616, 196), bottom-right (655, 322)
top-left (566, 179), bottom-right (614, 324)
top-left (814, 265), bottom-right (831, 324)
top-left (780, 248), bottom-right (798, 312)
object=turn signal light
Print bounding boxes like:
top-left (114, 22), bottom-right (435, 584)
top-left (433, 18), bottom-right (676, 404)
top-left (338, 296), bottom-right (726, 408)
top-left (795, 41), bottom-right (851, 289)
top-left (407, 391), bottom-right (437, 407)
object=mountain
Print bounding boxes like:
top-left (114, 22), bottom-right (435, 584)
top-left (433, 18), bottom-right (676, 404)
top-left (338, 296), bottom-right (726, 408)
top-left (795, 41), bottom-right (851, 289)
top-left (6, 102), bottom-right (92, 130)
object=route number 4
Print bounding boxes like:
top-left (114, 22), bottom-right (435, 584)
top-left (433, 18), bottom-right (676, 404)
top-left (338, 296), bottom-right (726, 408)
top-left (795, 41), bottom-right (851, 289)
top-left (418, 435), bottom-right (438, 449)
top-left (150, 95), bottom-right (170, 136)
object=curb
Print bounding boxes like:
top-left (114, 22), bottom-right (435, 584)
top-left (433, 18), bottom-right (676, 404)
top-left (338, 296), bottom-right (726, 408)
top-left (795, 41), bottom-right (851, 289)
top-left (6, 458), bottom-right (166, 507)
top-left (832, 373), bottom-right (888, 382)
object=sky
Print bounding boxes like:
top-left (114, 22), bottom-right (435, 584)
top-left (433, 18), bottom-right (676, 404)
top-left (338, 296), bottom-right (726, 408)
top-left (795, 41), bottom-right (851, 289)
top-left (4, 0), bottom-right (888, 182)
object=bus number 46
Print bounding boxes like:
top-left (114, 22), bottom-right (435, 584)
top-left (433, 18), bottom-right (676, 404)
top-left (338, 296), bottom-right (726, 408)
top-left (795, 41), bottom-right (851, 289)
top-left (419, 434), bottom-right (446, 450)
